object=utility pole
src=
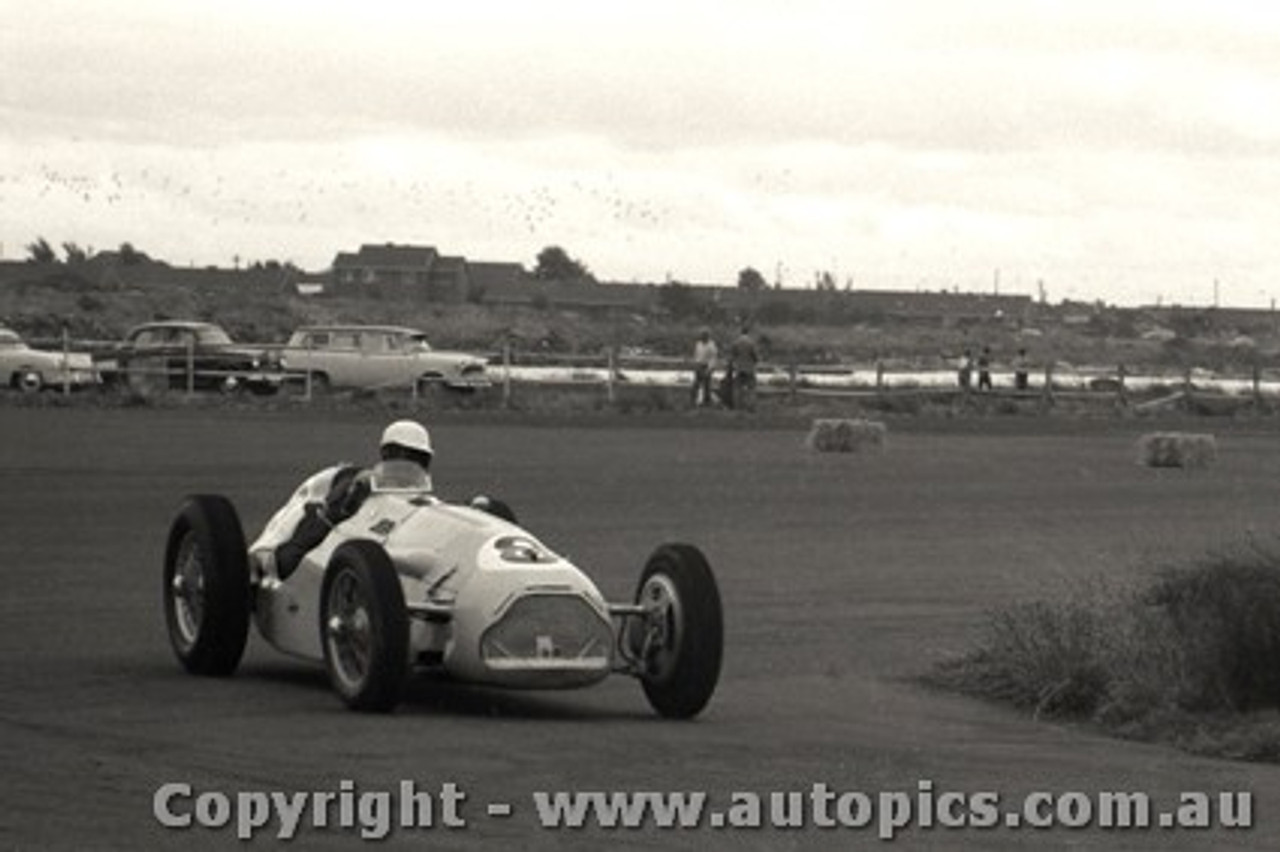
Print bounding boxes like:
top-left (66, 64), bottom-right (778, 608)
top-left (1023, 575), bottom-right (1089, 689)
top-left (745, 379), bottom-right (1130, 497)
top-left (993, 268), bottom-right (1000, 296)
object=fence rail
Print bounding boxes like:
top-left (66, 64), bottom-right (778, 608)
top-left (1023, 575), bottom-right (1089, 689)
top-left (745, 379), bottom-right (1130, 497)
top-left (14, 335), bottom-right (1280, 412)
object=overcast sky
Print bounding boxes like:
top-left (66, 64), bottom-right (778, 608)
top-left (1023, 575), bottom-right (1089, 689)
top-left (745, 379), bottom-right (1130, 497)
top-left (2, 0), bottom-right (1278, 306)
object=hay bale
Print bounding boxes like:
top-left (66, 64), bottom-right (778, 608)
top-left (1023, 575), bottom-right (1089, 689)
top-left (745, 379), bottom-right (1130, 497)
top-left (806, 418), bottom-right (887, 453)
top-left (1138, 432), bottom-right (1217, 468)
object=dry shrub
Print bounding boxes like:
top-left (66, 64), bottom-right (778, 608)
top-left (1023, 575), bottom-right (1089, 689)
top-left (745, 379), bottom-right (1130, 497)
top-left (929, 583), bottom-right (1122, 720)
top-left (929, 544), bottom-right (1280, 760)
top-left (1138, 432), bottom-right (1217, 468)
top-left (806, 418), bottom-right (887, 453)
top-left (1145, 552), bottom-right (1280, 711)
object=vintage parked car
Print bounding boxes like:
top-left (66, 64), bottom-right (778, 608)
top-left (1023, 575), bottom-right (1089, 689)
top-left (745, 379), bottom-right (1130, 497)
top-left (98, 321), bottom-right (283, 396)
top-left (280, 325), bottom-right (489, 393)
top-left (162, 461), bottom-right (723, 716)
top-left (0, 327), bottom-right (99, 392)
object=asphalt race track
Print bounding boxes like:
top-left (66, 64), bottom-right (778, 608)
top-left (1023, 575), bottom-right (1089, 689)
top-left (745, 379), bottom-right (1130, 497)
top-left (2, 406), bottom-right (1278, 850)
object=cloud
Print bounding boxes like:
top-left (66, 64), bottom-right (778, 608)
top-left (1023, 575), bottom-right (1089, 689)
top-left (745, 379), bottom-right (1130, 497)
top-left (3, 0), bottom-right (1280, 305)
top-left (8, 0), bottom-right (1277, 154)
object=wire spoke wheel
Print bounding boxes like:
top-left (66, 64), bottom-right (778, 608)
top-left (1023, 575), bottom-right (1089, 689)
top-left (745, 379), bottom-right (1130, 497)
top-left (633, 544), bottom-right (723, 719)
top-left (636, 574), bottom-right (683, 681)
top-left (325, 569), bottom-right (375, 694)
top-left (320, 541), bottom-right (409, 712)
top-left (171, 534), bottom-right (207, 650)
top-left (162, 495), bottom-right (250, 676)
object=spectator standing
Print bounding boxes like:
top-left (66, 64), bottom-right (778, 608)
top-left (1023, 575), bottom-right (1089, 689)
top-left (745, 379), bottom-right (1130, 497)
top-left (691, 327), bottom-right (718, 407)
top-left (977, 346), bottom-right (993, 391)
top-left (728, 325), bottom-right (759, 412)
top-left (1013, 347), bottom-right (1030, 391)
top-left (957, 349), bottom-right (974, 391)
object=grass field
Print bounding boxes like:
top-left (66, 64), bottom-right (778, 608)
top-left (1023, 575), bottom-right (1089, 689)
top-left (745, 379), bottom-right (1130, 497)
top-left (2, 406), bottom-right (1278, 849)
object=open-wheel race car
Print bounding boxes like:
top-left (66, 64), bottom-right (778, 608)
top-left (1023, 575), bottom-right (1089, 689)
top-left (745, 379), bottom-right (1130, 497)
top-left (162, 461), bottom-right (723, 718)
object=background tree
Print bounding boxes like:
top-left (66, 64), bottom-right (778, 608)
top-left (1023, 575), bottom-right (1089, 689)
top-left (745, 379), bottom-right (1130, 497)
top-left (737, 267), bottom-right (768, 291)
top-left (533, 245), bottom-right (594, 283)
top-left (657, 281), bottom-right (724, 323)
top-left (62, 242), bottom-right (91, 264)
top-left (25, 237), bottom-right (56, 264)
top-left (118, 242), bottom-right (149, 266)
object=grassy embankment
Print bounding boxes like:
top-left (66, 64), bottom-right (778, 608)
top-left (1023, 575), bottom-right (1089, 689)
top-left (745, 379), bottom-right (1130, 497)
top-left (4, 258), bottom-right (1278, 374)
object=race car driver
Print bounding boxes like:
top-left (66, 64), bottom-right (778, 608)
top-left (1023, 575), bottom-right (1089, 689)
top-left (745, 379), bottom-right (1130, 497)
top-left (273, 419), bottom-right (433, 578)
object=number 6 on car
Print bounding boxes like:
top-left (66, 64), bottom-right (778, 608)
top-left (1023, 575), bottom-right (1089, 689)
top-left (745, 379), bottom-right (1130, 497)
top-left (162, 462), bottom-right (723, 718)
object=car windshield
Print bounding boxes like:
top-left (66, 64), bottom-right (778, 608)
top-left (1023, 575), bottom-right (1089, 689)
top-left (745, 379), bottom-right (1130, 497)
top-left (194, 326), bottom-right (234, 345)
top-left (368, 460), bottom-right (433, 494)
top-left (0, 331), bottom-right (22, 348)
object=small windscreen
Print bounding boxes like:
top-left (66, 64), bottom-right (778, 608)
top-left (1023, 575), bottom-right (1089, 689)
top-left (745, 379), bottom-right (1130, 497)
top-left (368, 459), bottom-right (433, 493)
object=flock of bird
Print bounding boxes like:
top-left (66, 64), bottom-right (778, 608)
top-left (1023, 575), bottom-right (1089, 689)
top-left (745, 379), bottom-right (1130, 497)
top-left (6, 163), bottom-right (677, 240)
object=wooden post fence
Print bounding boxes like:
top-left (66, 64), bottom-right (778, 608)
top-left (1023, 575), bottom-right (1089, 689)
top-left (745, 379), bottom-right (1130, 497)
top-left (502, 339), bottom-right (512, 409)
top-left (61, 325), bottom-right (71, 395)
top-left (606, 347), bottom-right (617, 405)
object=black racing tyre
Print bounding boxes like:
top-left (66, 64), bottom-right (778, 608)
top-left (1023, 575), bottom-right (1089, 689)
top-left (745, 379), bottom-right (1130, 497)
top-left (163, 495), bottom-right (252, 676)
top-left (633, 544), bottom-right (723, 719)
top-left (320, 540), bottom-right (409, 712)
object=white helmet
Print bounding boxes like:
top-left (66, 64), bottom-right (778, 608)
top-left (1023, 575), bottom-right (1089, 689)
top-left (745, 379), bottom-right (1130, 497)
top-left (380, 419), bottom-right (433, 463)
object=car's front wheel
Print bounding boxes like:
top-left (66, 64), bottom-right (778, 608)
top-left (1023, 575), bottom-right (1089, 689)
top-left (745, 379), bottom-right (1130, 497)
top-left (320, 541), bottom-right (409, 712)
top-left (15, 369), bottom-right (42, 393)
top-left (163, 495), bottom-right (251, 676)
top-left (631, 544), bottom-right (723, 719)
top-left (218, 375), bottom-right (247, 397)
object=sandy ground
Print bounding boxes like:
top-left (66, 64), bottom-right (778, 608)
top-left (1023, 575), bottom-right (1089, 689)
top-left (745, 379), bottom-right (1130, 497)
top-left (1, 405), bottom-right (1277, 850)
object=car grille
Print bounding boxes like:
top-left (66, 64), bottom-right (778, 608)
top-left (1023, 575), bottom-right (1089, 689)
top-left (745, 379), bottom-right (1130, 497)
top-left (480, 594), bottom-right (612, 668)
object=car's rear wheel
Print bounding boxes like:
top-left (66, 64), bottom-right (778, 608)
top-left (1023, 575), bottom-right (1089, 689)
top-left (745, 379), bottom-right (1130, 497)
top-left (320, 541), bottom-right (409, 712)
top-left (127, 358), bottom-right (170, 397)
top-left (163, 495), bottom-right (251, 676)
top-left (631, 544), bottom-right (723, 719)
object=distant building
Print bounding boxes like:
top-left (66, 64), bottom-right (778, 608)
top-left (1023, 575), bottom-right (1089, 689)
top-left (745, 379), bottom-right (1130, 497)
top-left (327, 242), bottom-right (1043, 322)
top-left (467, 261), bottom-right (528, 297)
top-left (330, 243), bottom-right (469, 301)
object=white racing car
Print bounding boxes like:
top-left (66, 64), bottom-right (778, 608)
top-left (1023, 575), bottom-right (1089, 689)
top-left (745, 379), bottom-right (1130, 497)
top-left (162, 461), bottom-right (723, 718)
